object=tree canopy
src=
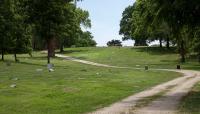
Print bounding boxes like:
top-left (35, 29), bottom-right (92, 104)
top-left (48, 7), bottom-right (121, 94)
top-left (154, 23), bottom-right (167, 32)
top-left (0, 0), bottom-right (96, 63)
top-left (120, 0), bottom-right (200, 63)
top-left (107, 40), bottom-right (122, 47)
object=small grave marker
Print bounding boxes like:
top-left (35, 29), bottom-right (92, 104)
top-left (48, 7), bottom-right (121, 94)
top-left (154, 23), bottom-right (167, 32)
top-left (49, 69), bottom-right (54, 72)
top-left (47, 64), bottom-right (54, 72)
top-left (10, 84), bottom-right (17, 88)
top-left (36, 69), bottom-right (43, 72)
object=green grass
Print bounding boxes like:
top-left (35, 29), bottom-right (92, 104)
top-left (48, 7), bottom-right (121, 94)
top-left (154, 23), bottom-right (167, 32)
top-left (61, 47), bottom-right (200, 70)
top-left (178, 83), bottom-right (200, 114)
top-left (0, 52), bottom-right (181, 114)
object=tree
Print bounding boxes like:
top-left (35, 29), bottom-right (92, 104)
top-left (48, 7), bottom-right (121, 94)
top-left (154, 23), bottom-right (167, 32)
top-left (192, 28), bottom-right (200, 62)
top-left (119, 5), bottom-right (134, 41)
top-left (12, 0), bottom-right (32, 62)
top-left (75, 31), bottom-right (96, 47)
top-left (27, 0), bottom-right (76, 63)
top-left (59, 8), bottom-right (92, 52)
top-left (0, 0), bottom-right (32, 62)
top-left (121, 0), bottom-right (200, 63)
top-left (120, 2), bottom-right (148, 46)
top-left (147, 0), bottom-right (200, 62)
top-left (0, 0), bottom-right (14, 61)
top-left (148, 22), bottom-right (171, 48)
top-left (107, 40), bottom-right (122, 47)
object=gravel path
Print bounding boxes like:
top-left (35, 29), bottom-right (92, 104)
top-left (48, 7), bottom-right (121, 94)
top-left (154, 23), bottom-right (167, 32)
top-left (55, 54), bottom-right (200, 114)
top-left (133, 70), bottom-right (200, 114)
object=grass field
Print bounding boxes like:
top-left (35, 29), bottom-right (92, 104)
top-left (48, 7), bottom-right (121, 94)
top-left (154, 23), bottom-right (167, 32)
top-left (179, 83), bottom-right (200, 114)
top-left (178, 83), bottom-right (200, 114)
top-left (0, 51), bottom-right (181, 114)
top-left (61, 47), bottom-right (200, 70)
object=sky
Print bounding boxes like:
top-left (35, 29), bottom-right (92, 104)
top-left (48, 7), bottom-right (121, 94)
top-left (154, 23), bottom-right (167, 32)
top-left (77, 0), bottom-right (136, 46)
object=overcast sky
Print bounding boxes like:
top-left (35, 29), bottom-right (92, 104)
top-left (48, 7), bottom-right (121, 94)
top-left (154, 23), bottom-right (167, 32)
top-left (77, 0), bottom-right (136, 46)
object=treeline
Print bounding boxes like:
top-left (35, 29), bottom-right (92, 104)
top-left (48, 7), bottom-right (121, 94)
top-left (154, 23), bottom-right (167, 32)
top-left (0, 0), bottom-right (96, 63)
top-left (120, 0), bottom-right (200, 63)
top-left (107, 40), bottom-right (122, 47)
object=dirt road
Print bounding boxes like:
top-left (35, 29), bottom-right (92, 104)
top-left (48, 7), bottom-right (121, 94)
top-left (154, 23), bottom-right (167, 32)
top-left (56, 54), bottom-right (200, 114)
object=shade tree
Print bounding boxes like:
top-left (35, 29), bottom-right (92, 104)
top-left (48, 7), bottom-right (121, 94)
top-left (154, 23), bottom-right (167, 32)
top-left (121, 0), bottom-right (200, 63)
top-left (107, 40), bottom-right (122, 47)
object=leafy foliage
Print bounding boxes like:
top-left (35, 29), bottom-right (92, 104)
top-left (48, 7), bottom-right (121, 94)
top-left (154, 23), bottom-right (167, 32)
top-left (75, 31), bottom-right (96, 47)
top-left (0, 0), bottom-right (95, 63)
top-left (120, 0), bottom-right (200, 62)
top-left (0, 0), bottom-right (32, 61)
top-left (107, 40), bottom-right (122, 47)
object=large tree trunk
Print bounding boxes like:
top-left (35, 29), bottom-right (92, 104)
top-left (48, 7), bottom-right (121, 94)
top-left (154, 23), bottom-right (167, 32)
top-left (166, 37), bottom-right (170, 49)
top-left (159, 38), bottom-right (163, 48)
top-left (47, 38), bottom-right (56, 64)
top-left (180, 40), bottom-right (186, 63)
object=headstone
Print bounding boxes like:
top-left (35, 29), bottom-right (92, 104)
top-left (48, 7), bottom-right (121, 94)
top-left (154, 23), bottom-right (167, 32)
top-left (177, 65), bottom-right (181, 70)
top-left (13, 78), bottom-right (18, 81)
top-left (49, 69), bottom-right (54, 72)
top-left (10, 84), bottom-right (17, 88)
top-left (47, 64), bottom-right (54, 72)
top-left (36, 69), bottom-right (43, 72)
top-left (47, 64), bottom-right (54, 69)
top-left (78, 78), bottom-right (85, 80)
top-left (145, 65), bottom-right (149, 70)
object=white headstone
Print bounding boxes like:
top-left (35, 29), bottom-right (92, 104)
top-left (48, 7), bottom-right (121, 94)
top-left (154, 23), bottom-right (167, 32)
top-left (47, 64), bottom-right (54, 72)
top-left (49, 69), bottom-right (54, 72)
top-left (10, 84), bottom-right (17, 88)
top-left (47, 64), bottom-right (53, 69)
top-left (36, 69), bottom-right (43, 72)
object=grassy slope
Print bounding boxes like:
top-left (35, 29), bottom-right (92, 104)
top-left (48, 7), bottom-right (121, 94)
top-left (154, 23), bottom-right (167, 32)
top-left (178, 83), bottom-right (200, 114)
top-left (0, 52), bottom-right (180, 114)
top-left (61, 47), bottom-right (200, 113)
top-left (61, 47), bottom-right (200, 70)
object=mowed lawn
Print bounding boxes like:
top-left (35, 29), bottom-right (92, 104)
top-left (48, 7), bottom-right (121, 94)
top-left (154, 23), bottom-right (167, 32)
top-left (178, 83), bottom-right (200, 114)
top-left (0, 52), bottom-right (180, 114)
top-left (61, 47), bottom-right (200, 70)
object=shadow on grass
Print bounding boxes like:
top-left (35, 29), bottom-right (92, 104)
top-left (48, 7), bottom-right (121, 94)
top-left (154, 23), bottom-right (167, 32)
top-left (58, 49), bottom-right (88, 54)
top-left (0, 59), bottom-right (45, 67)
top-left (183, 66), bottom-right (200, 71)
top-left (179, 90), bottom-right (200, 113)
top-left (188, 54), bottom-right (200, 62)
top-left (18, 56), bottom-right (47, 60)
top-left (133, 47), bottom-right (177, 55)
top-left (17, 61), bottom-right (46, 67)
top-left (160, 59), bottom-right (179, 63)
top-left (71, 56), bottom-right (87, 60)
top-left (17, 57), bottom-right (75, 68)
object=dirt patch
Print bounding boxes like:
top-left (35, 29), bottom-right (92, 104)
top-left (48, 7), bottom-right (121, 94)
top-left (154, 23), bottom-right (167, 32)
top-left (63, 87), bottom-right (80, 93)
